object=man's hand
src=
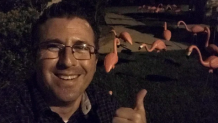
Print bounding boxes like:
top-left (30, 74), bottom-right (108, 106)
top-left (113, 89), bottom-right (147, 123)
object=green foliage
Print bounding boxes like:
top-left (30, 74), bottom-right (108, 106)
top-left (0, 7), bottom-right (39, 84)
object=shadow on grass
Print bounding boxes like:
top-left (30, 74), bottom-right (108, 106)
top-left (164, 58), bottom-right (181, 67)
top-left (146, 74), bottom-right (178, 82)
top-left (97, 57), bottom-right (136, 67)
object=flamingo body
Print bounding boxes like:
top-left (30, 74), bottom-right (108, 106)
top-left (104, 38), bottom-right (119, 73)
top-left (104, 53), bottom-right (118, 73)
top-left (204, 26), bottom-right (218, 55)
top-left (139, 40), bottom-right (166, 52)
top-left (163, 22), bottom-right (171, 41)
top-left (118, 32), bottom-right (133, 45)
top-left (163, 30), bottom-right (171, 41)
top-left (207, 44), bottom-right (218, 55)
top-left (177, 20), bottom-right (206, 35)
top-left (187, 45), bottom-right (218, 73)
top-left (111, 29), bottom-right (133, 45)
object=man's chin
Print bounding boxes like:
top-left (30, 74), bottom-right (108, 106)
top-left (55, 90), bottom-right (81, 103)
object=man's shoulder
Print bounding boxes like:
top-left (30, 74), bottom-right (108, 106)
top-left (86, 84), bottom-right (120, 123)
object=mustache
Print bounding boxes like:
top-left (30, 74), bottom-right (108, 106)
top-left (55, 67), bottom-right (86, 75)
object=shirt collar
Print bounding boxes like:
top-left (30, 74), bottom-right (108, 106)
top-left (30, 82), bottom-right (92, 115)
top-left (81, 92), bottom-right (91, 115)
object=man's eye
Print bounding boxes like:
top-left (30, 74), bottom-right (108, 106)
top-left (74, 45), bottom-right (90, 51)
top-left (46, 44), bottom-right (61, 52)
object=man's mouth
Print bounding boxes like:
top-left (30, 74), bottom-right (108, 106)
top-left (57, 75), bottom-right (80, 80)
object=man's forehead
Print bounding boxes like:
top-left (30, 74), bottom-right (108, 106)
top-left (41, 17), bottom-right (91, 29)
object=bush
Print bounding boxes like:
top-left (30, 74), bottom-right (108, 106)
top-left (0, 7), bottom-right (39, 86)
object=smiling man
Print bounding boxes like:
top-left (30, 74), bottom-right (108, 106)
top-left (0, 1), bottom-right (147, 123)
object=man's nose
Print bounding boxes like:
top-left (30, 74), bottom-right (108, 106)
top-left (57, 47), bottom-right (78, 68)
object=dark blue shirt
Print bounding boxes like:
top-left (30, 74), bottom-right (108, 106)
top-left (0, 79), bottom-right (120, 123)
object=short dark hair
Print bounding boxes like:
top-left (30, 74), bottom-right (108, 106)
top-left (31, 0), bottom-right (100, 52)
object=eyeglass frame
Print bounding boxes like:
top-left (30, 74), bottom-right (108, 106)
top-left (38, 41), bottom-right (98, 60)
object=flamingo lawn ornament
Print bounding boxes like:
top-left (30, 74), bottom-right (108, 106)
top-left (163, 22), bottom-right (171, 41)
top-left (137, 6), bottom-right (143, 12)
top-left (155, 3), bottom-right (164, 13)
top-left (177, 20), bottom-right (207, 35)
top-left (204, 26), bottom-right (218, 55)
top-left (104, 38), bottom-right (120, 73)
top-left (165, 4), bottom-right (172, 11)
top-left (111, 29), bottom-right (133, 45)
top-left (187, 45), bottom-right (218, 73)
top-left (138, 39), bottom-right (166, 52)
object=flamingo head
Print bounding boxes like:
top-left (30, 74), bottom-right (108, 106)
top-left (186, 45), bottom-right (197, 57)
top-left (138, 44), bottom-right (146, 50)
top-left (177, 22), bottom-right (180, 27)
top-left (111, 29), bottom-right (117, 37)
top-left (138, 45), bottom-right (143, 50)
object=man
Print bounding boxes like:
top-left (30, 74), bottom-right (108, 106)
top-left (0, 1), bottom-right (147, 123)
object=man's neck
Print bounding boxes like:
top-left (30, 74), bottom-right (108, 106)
top-left (49, 95), bottom-right (82, 122)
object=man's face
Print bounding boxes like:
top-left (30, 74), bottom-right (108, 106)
top-left (36, 17), bottom-right (97, 102)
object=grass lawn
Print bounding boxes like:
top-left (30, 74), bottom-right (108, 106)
top-left (93, 49), bottom-right (218, 123)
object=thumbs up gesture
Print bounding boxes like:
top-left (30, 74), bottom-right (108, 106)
top-left (113, 89), bottom-right (147, 123)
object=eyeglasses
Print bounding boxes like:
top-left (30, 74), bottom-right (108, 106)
top-left (38, 42), bottom-right (97, 60)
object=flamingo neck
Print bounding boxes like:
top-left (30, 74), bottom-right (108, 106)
top-left (178, 21), bottom-right (191, 32)
top-left (164, 22), bottom-right (167, 30)
top-left (142, 44), bottom-right (153, 52)
top-left (113, 38), bottom-right (119, 55)
top-left (111, 30), bottom-right (117, 37)
top-left (205, 26), bottom-right (211, 47)
top-left (193, 46), bottom-right (208, 67)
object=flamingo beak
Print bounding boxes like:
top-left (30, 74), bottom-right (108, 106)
top-left (138, 47), bottom-right (142, 50)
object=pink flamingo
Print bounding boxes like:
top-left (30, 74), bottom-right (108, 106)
top-left (137, 6), bottom-right (143, 12)
top-left (155, 3), bottom-right (164, 13)
top-left (172, 4), bottom-right (177, 8)
top-left (174, 8), bottom-right (181, 14)
top-left (149, 6), bottom-right (157, 13)
top-left (111, 29), bottom-right (133, 45)
top-left (187, 45), bottom-right (218, 73)
top-left (177, 20), bottom-right (207, 35)
top-left (138, 39), bottom-right (166, 52)
top-left (163, 22), bottom-right (171, 41)
top-left (157, 3), bottom-right (163, 8)
top-left (165, 4), bottom-right (172, 10)
top-left (204, 26), bottom-right (218, 55)
top-left (104, 38), bottom-right (120, 73)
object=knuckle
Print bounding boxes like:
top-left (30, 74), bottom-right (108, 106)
top-left (112, 117), bottom-right (118, 123)
top-left (133, 113), bottom-right (142, 122)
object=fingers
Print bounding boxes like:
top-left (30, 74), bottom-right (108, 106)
top-left (113, 117), bottom-right (132, 123)
top-left (134, 89), bottom-right (147, 111)
top-left (115, 107), bottom-right (142, 123)
top-left (113, 89), bottom-right (148, 123)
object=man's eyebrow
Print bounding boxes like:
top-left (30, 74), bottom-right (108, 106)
top-left (41, 39), bottom-right (63, 44)
top-left (74, 40), bottom-right (91, 45)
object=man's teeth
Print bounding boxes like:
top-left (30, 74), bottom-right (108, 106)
top-left (58, 75), bottom-right (78, 80)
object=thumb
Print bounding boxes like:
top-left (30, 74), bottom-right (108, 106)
top-left (134, 89), bottom-right (147, 111)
